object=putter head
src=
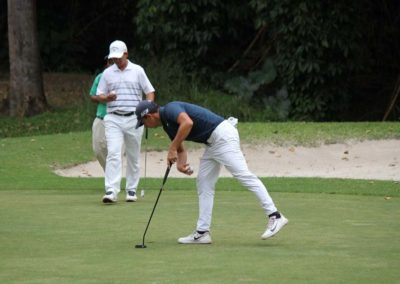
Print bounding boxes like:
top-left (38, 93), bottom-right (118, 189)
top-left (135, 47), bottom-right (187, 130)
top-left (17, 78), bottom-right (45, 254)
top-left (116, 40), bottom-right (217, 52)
top-left (135, 244), bottom-right (147, 248)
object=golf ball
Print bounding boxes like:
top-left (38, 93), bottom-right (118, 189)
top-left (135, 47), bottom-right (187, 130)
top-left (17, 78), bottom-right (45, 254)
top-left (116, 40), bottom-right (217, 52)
top-left (186, 166), bottom-right (194, 174)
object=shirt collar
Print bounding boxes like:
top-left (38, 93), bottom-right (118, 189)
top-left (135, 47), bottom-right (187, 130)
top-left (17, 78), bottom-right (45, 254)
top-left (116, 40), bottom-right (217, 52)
top-left (111, 60), bottom-right (134, 72)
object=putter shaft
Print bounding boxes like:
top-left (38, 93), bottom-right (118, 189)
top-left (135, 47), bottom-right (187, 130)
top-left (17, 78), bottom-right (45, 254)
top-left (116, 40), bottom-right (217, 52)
top-left (135, 165), bottom-right (171, 249)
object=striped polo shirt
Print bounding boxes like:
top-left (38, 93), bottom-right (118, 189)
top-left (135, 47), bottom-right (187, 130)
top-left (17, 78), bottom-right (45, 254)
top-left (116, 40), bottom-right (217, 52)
top-left (96, 60), bottom-right (155, 113)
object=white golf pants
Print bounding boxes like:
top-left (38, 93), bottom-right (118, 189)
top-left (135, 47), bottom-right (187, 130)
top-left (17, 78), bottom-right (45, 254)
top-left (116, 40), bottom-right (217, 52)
top-left (92, 117), bottom-right (107, 171)
top-left (104, 114), bottom-right (143, 194)
top-left (196, 120), bottom-right (278, 232)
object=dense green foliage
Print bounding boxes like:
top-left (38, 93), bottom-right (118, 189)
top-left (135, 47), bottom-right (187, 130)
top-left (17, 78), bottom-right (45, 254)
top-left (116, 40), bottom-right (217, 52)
top-left (136, 0), bottom-right (254, 74)
top-left (251, 1), bottom-right (363, 120)
top-left (1, 1), bottom-right (399, 121)
top-left (36, 1), bottom-right (138, 72)
top-left (224, 59), bottom-right (291, 120)
top-left (135, 0), bottom-right (400, 121)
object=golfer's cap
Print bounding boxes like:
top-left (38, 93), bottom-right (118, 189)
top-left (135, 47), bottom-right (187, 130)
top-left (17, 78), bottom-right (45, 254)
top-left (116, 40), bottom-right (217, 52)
top-left (135, 100), bottom-right (159, 129)
top-left (108, 40), bottom-right (127, 59)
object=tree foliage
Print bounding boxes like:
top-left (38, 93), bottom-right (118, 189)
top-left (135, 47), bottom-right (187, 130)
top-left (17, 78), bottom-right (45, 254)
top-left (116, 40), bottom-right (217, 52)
top-left (1, 0), bottom-right (399, 120)
top-left (251, 0), bottom-right (365, 120)
top-left (36, 0), bottom-right (138, 71)
top-left (135, 0), bottom-right (399, 121)
top-left (135, 0), bottom-right (255, 73)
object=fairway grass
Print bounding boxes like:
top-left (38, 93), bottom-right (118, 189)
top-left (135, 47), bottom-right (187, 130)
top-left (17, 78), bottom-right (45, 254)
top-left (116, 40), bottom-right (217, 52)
top-left (1, 189), bottom-right (399, 284)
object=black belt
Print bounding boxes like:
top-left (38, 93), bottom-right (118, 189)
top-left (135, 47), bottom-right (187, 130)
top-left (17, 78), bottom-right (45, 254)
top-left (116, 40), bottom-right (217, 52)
top-left (110, 111), bottom-right (135, 117)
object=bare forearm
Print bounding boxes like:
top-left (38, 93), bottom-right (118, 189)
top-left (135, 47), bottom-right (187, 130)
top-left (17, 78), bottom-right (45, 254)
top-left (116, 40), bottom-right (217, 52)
top-left (146, 92), bottom-right (155, 101)
top-left (95, 93), bottom-right (116, 103)
top-left (168, 130), bottom-right (189, 165)
top-left (90, 96), bottom-right (100, 103)
top-left (177, 146), bottom-right (187, 167)
top-left (167, 112), bottom-right (193, 165)
top-left (176, 144), bottom-right (193, 175)
top-left (170, 123), bottom-right (191, 152)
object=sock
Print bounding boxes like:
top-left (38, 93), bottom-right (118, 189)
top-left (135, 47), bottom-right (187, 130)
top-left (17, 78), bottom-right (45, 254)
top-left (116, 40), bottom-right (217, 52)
top-left (268, 211), bottom-right (281, 219)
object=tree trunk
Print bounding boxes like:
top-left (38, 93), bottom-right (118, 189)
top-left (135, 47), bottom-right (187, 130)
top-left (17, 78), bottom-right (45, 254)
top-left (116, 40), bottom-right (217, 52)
top-left (7, 0), bottom-right (47, 117)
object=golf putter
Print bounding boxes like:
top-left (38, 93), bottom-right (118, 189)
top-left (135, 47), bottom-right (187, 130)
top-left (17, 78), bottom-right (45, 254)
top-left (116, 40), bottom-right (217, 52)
top-left (135, 164), bottom-right (171, 248)
top-left (141, 127), bottom-right (149, 198)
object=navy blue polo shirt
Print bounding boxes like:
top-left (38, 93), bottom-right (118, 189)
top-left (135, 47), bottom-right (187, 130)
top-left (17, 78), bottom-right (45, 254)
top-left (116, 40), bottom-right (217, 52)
top-left (159, 102), bottom-right (224, 144)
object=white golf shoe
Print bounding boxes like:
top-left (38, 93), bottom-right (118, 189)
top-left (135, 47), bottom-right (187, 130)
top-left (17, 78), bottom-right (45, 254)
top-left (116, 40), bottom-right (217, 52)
top-left (178, 231), bottom-right (212, 244)
top-left (102, 191), bottom-right (117, 203)
top-left (126, 191), bottom-right (138, 202)
top-left (261, 215), bottom-right (289, 239)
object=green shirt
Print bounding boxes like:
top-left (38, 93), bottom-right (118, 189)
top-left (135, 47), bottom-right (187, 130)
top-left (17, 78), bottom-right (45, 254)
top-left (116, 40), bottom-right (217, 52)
top-left (90, 73), bottom-right (107, 118)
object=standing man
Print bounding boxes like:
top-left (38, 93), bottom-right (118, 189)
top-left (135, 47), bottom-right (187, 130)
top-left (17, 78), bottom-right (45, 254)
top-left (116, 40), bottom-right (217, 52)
top-left (96, 40), bottom-right (155, 203)
top-left (134, 100), bottom-right (288, 244)
top-left (89, 56), bottom-right (112, 171)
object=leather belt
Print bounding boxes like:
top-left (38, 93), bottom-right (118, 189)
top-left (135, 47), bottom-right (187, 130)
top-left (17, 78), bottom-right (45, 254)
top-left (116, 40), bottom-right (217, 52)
top-left (110, 111), bottom-right (135, 117)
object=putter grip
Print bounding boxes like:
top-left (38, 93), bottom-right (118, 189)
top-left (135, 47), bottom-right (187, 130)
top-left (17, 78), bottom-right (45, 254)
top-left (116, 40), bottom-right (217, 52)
top-left (162, 165), bottom-right (171, 186)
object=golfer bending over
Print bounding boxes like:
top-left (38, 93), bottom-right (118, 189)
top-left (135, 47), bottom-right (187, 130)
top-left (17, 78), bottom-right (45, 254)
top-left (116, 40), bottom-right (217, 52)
top-left (135, 100), bottom-right (288, 244)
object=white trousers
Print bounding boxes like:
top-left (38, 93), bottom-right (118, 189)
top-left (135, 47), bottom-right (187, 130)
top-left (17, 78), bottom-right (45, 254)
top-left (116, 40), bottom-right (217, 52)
top-left (104, 114), bottom-right (143, 194)
top-left (196, 120), bottom-right (277, 232)
top-left (92, 117), bottom-right (107, 171)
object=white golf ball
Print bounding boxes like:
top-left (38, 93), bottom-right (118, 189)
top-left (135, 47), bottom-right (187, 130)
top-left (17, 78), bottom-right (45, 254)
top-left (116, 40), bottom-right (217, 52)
top-left (186, 166), bottom-right (194, 174)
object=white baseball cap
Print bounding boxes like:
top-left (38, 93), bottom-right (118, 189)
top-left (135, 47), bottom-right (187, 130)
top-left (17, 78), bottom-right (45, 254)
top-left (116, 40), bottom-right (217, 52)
top-left (108, 40), bottom-right (127, 59)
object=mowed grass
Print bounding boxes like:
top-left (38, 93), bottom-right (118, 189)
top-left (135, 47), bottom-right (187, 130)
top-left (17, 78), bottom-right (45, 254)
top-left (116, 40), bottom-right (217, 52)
top-left (0, 189), bottom-right (399, 284)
